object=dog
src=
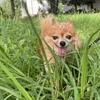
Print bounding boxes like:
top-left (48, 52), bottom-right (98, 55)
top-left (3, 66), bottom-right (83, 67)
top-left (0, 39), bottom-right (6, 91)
top-left (38, 15), bottom-right (81, 72)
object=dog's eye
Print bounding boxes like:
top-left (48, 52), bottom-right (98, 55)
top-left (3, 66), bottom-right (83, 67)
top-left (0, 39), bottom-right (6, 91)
top-left (66, 35), bottom-right (72, 39)
top-left (53, 36), bottom-right (58, 40)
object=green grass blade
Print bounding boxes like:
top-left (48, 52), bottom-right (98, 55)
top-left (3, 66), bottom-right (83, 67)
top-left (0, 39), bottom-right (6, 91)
top-left (0, 62), bottom-right (33, 100)
top-left (80, 28), bottom-right (100, 98)
top-left (0, 46), bottom-right (25, 76)
top-left (0, 90), bottom-right (4, 100)
top-left (22, 2), bottom-right (55, 100)
top-left (64, 63), bottom-right (80, 100)
top-left (0, 86), bottom-right (21, 98)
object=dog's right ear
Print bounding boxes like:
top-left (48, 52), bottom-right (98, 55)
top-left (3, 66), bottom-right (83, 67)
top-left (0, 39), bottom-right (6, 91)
top-left (40, 14), bottom-right (56, 31)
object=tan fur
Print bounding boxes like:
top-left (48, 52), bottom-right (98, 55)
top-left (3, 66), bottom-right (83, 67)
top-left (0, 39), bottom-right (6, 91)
top-left (38, 15), bottom-right (81, 72)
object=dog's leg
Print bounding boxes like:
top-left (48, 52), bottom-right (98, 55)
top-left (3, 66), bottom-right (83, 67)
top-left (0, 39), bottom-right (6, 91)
top-left (44, 56), bottom-right (59, 99)
top-left (44, 61), bottom-right (53, 73)
top-left (43, 54), bottom-right (55, 73)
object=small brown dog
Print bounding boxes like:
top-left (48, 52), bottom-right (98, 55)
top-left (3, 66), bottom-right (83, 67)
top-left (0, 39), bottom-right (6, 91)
top-left (38, 15), bottom-right (81, 72)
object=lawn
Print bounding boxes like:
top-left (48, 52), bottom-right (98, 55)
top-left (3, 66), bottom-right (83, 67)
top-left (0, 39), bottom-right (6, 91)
top-left (0, 13), bottom-right (100, 100)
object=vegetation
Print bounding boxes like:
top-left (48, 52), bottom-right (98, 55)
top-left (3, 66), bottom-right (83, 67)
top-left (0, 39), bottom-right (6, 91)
top-left (0, 0), bottom-right (21, 18)
top-left (0, 13), bottom-right (100, 100)
top-left (69, 0), bottom-right (95, 8)
top-left (0, 0), bottom-right (97, 18)
top-left (47, 0), bottom-right (96, 14)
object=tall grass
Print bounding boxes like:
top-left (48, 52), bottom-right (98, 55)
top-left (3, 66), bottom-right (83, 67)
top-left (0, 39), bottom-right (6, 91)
top-left (0, 13), bottom-right (100, 100)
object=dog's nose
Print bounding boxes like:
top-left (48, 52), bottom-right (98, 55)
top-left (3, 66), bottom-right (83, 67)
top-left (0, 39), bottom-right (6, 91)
top-left (60, 41), bottom-right (66, 47)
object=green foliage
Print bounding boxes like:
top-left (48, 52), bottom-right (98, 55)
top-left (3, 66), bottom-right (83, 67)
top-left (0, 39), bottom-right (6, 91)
top-left (0, 13), bottom-right (100, 100)
top-left (0, 0), bottom-right (21, 18)
top-left (0, 0), bottom-right (11, 17)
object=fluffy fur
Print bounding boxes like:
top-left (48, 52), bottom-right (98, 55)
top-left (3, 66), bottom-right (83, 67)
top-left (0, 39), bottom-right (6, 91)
top-left (38, 15), bottom-right (81, 72)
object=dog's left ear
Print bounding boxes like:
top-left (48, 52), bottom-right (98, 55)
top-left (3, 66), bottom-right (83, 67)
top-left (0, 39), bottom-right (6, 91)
top-left (67, 18), bottom-right (74, 27)
top-left (51, 18), bottom-right (56, 25)
top-left (67, 18), bottom-right (72, 23)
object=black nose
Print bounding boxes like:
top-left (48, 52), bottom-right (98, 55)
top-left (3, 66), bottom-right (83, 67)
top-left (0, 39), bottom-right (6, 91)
top-left (60, 41), bottom-right (66, 47)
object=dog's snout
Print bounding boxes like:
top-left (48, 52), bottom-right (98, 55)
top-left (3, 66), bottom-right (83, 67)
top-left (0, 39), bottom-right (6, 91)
top-left (60, 41), bottom-right (66, 47)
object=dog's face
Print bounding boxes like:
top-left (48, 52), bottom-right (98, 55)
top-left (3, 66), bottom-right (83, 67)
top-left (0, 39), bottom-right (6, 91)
top-left (41, 18), bottom-right (81, 56)
top-left (52, 31), bottom-right (73, 55)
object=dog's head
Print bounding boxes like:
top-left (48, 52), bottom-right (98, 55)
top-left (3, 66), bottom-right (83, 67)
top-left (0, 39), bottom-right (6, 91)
top-left (40, 15), bottom-right (81, 56)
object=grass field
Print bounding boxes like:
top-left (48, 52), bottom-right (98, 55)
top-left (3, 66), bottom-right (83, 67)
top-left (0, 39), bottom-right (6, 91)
top-left (0, 13), bottom-right (100, 100)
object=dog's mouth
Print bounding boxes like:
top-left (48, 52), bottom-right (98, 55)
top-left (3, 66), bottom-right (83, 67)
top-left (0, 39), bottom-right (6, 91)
top-left (55, 44), bottom-right (67, 55)
top-left (58, 47), bottom-right (66, 55)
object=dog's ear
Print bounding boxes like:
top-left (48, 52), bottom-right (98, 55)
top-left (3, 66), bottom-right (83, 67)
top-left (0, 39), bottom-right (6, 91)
top-left (67, 18), bottom-right (72, 23)
top-left (67, 18), bottom-right (74, 27)
top-left (51, 18), bottom-right (56, 25)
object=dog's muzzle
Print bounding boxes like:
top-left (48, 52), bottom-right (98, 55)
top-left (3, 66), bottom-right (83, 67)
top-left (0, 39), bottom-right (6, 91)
top-left (60, 41), bottom-right (66, 47)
